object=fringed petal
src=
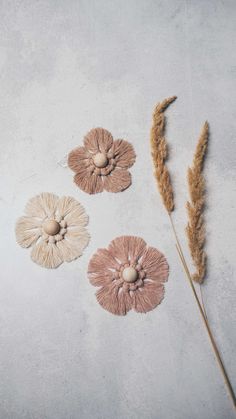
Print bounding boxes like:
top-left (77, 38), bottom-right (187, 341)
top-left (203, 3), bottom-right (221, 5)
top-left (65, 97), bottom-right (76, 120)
top-left (15, 216), bottom-right (41, 248)
top-left (88, 248), bottom-right (120, 274)
top-left (103, 168), bottom-right (131, 193)
top-left (96, 284), bottom-right (127, 315)
top-left (31, 240), bottom-right (63, 269)
top-left (108, 236), bottom-right (130, 264)
top-left (66, 226), bottom-right (89, 240)
top-left (68, 147), bottom-right (91, 173)
top-left (56, 232), bottom-right (89, 262)
top-left (132, 283), bottom-right (165, 313)
top-left (88, 271), bottom-right (114, 287)
top-left (141, 247), bottom-right (169, 284)
top-left (127, 236), bottom-right (147, 263)
top-left (57, 196), bottom-right (89, 227)
top-left (117, 288), bottom-right (132, 315)
top-left (84, 128), bottom-right (113, 153)
top-left (97, 128), bottom-right (113, 152)
top-left (65, 209), bottom-right (89, 227)
top-left (84, 128), bottom-right (100, 153)
top-left (113, 139), bottom-right (136, 168)
top-left (40, 193), bottom-right (59, 218)
top-left (108, 236), bottom-right (146, 265)
top-left (25, 195), bottom-right (47, 219)
top-left (88, 249), bottom-right (116, 287)
top-left (57, 196), bottom-right (83, 217)
top-left (74, 170), bottom-right (104, 194)
top-left (25, 193), bottom-right (59, 219)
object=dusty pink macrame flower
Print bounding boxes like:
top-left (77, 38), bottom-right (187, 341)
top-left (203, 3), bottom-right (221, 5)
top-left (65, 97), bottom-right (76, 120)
top-left (68, 127), bottom-right (136, 194)
top-left (88, 236), bottom-right (169, 315)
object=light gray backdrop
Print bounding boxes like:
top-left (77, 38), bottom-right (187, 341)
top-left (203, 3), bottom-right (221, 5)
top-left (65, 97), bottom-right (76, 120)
top-left (0, 1), bottom-right (235, 419)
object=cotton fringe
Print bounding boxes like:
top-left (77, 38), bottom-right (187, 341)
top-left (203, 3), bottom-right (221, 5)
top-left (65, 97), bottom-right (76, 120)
top-left (88, 235), bottom-right (169, 315)
top-left (15, 193), bottom-right (90, 269)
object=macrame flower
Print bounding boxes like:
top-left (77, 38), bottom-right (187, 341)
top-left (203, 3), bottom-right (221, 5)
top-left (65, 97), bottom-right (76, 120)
top-left (68, 127), bottom-right (136, 194)
top-left (15, 193), bottom-right (90, 269)
top-left (88, 236), bottom-right (169, 315)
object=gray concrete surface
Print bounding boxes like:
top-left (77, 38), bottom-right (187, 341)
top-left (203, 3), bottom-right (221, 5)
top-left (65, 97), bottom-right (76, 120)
top-left (0, 1), bottom-right (235, 418)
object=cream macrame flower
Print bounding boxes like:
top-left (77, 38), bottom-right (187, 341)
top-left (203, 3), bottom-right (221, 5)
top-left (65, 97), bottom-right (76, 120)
top-left (88, 236), bottom-right (169, 315)
top-left (15, 193), bottom-right (90, 268)
top-left (68, 127), bottom-right (136, 194)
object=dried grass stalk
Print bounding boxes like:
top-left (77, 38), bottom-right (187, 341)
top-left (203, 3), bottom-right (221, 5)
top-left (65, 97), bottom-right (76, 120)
top-left (186, 121), bottom-right (209, 283)
top-left (149, 104), bottom-right (236, 408)
top-left (150, 96), bottom-right (177, 213)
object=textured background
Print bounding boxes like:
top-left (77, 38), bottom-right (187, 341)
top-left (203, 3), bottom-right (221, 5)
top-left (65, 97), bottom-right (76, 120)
top-left (0, 1), bottom-right (236, 418)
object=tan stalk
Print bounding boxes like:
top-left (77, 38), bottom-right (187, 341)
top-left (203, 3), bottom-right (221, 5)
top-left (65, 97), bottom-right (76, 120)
top-left (175, 240), bottom-right (236, 409)
top-left (150, 97), bottom-right (236, 409)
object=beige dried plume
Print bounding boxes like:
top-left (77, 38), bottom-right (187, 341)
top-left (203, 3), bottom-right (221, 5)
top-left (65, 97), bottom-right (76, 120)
top-left (150, 96), bottom-right (177, 213)
top-left (186, 121), bottom-right (209, 283)
top-left (149, 103), bottom-right (236, 408)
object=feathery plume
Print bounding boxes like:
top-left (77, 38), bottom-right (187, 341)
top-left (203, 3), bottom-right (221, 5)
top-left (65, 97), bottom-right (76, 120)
top-left (149, 104), bottom-right (235, 408)
top-left (186, 121), bottom-right (209, 283)
top-left (150, 96), bottom-right (177, 213)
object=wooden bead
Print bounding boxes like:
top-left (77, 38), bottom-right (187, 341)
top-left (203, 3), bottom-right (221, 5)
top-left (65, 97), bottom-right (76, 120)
top-left (43, 220), bottom-right (60, 236)
top-left (93, 152), bottom-right (108, 168)
top-left (122, 267), bottom-right (138, 283)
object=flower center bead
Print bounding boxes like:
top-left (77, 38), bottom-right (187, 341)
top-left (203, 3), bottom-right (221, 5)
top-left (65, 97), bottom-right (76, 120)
top-left (43, 219), bottom-right (60, 236)
top-left (93, 152), bottom-right (108, 168)
top-left (122, 267), bottom-right (138, 283)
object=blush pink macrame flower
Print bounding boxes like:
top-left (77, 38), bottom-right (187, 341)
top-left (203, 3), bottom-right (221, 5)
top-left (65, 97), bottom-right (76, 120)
top-left (68, 127), bottom-right (136, 194)
top-left (15, 193), bottom-right (90, 269)
top-left (88, 236), bottom-right (169, 315)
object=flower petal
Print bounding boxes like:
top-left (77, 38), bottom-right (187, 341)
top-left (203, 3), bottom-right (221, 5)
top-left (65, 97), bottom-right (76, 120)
top-left (96, 284), bottom-right (128, 315)
top-left (25, 195), bottom-right (46, 219)
top-left (117, 287), bottom-right (133, 315)
top-left (84, 128), bottom-right (113, 153)
top-left (108, 236), bottom-right (130, 264)
top-left (132, 283), bottom-right (165, 313)
top-left (88, 248), bottom-right (120, 274)
top-left (108, 236), bottom-right (146, 265)
top-left (56, 233), bottom-right (90, 262)
top-left (103, 168), bottom-right (131, 193)
top-left (15, 216), bottom-right (41, 248)
top-left (88, 271), bottom-right (114, 287)
top-left (141, 247), bottom-right (169, 284)
top-left (57, 196), bottom-right (88, 227)
top-left (88, 248), bottom-right (118, 287)
top-left (66, 226), bottom-right (89, 241)
top-left (25, 193), bottom-right (59, 219)
top-left (31, 240), bottom-right (63, 268)
top-left (97, 128), bottom-right (113, 152)
top-left (113, 139), bottom-right (136, 168)
top-left (65, 209), bottom-right (89, 227)
top-left (127, 236), bottom-right (147, 263)
top-left (68, 147), bottom-right (91, 173)
top-left (74, 170), bottom-right (104, 194)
